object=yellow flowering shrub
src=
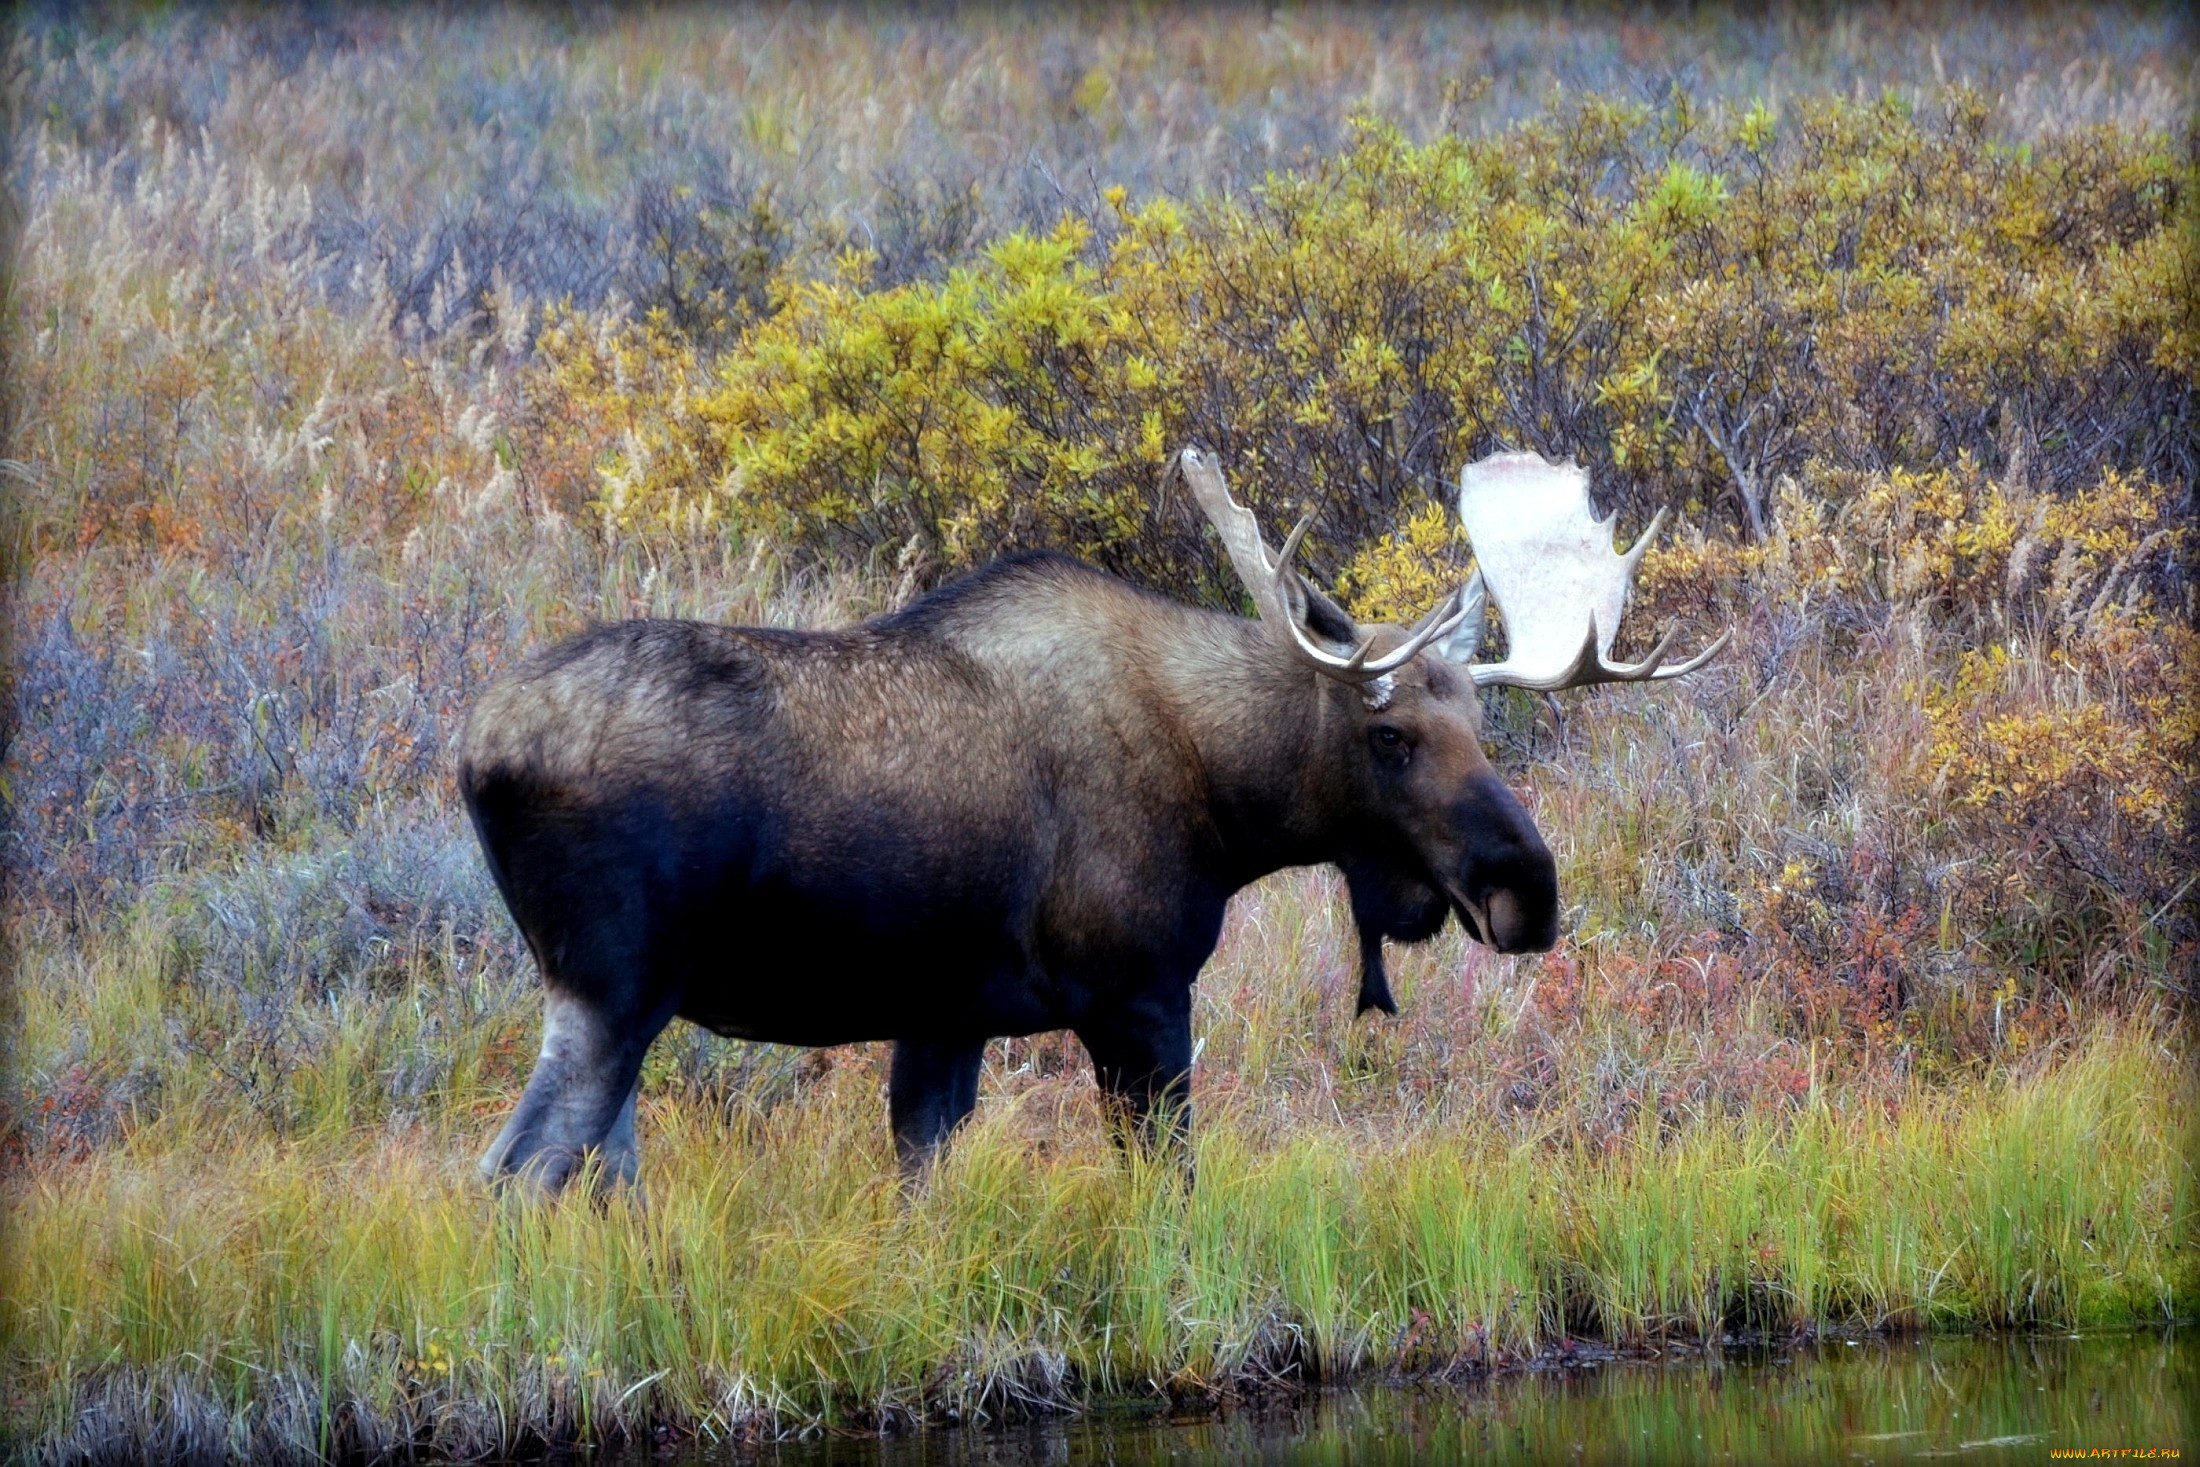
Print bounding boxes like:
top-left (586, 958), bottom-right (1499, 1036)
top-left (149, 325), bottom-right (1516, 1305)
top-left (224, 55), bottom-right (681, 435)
top-left (1335, 502), bottom-right (1468, 625)
top-left (1924, 612), bottom-right (2196, 944)
top-left (572, 91), bottom-right (2188, 616)
top-left (685, 219), bottom-right (1172, 576)
top-left (524, 304), bottom-right (711, 531)
top-left (1935, 647), bottom-right (2188, 829)
top-left (1828, 462), bottom-right (2184, 627)
top-left (1901, 460), bottom-right (2195, 956)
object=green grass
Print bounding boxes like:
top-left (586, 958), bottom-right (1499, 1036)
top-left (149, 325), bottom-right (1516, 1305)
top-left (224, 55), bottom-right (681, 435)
top-left (6, 1026), bottom-right (2191, 1458)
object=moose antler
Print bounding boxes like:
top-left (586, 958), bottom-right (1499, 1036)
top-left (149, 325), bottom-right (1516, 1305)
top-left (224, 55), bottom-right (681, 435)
top-left (1443, 452), bottom-right (1729, 690)
top-left (1179, 448), bottom-right (1473, 683)
top-left (1178, 446), bottom-right (1724, 694)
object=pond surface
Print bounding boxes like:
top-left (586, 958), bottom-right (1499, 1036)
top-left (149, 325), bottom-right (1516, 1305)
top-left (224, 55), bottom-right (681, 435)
top-left (707, 1330), bottom-right (2194, 1465)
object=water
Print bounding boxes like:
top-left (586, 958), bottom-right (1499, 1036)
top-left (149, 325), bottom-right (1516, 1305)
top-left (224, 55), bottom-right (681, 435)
top-left (704, 1331), bottom-right (2195, 1465)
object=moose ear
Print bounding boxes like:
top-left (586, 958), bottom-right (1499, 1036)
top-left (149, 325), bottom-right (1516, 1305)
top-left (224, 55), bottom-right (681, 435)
top-left (1298, 582), bottom-right (1359, 648)
top-left (1264, 550), bottom-right (1360, 652)
top-left (1430, 568), bottom-right (1488, 666)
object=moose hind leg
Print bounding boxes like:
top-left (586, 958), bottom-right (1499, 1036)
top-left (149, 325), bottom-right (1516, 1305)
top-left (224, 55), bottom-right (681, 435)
top-left (481, 987), bottom-right (666, 1195)
top-left (888, 1038), bottom-right (986, 1175)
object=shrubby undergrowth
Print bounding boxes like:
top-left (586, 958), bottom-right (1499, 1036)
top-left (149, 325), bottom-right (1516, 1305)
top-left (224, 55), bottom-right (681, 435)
top-left (568, 93), bottom-right (2193, 585)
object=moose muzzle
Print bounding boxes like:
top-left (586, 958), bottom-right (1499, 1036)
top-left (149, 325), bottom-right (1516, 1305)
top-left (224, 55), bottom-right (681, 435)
top-left (1451, 776), bottom-right (1561, 955)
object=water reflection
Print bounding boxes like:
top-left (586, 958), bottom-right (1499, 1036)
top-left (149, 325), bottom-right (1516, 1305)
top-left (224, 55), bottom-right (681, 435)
top-left (708, 1331), bottom-right (2193, 1465)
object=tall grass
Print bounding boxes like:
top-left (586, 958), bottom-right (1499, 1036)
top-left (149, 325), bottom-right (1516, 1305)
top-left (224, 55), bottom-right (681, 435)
top-left (5, 1028), bottom-right (2190, 1460)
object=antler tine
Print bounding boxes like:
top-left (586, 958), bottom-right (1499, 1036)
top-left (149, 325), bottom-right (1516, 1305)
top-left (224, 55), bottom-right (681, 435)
top-left (1275, 598), bottom-right (1382, 677)
top-left (1269, 506), bottom-right (1472, 680)
top-left (1352, 584), bottom-right (1474, 676)
top-left (1473, 620), bottom-right (1735, 691)
top-left (1640, 626), bottom-right (1733, 680)
top-left (1183, 444), bottom-right (1499, 686)
top-left (1623, 506), bottom-right (1669, 573)
top-left (1256, 505), bottom-right (1384, 676)
top-left (1183, 447), bottom-right (1370, 677)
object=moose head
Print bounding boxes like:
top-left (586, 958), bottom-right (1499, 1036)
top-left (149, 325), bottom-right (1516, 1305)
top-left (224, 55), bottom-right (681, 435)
top-left (1178, 447), bottom-right (1729, 988)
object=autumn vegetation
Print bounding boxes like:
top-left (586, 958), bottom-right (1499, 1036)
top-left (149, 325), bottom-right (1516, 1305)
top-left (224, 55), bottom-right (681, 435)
top-left (2, 7), bottom-right (2195, 1461)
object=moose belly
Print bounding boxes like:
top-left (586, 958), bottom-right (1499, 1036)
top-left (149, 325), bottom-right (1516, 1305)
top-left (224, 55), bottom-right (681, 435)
top-left (658, 809), bottom-right (1057, 1046)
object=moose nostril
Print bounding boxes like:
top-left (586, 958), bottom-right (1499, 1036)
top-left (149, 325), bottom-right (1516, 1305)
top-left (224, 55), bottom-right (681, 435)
top-left (1487, 889), bottom-right (1524, 947)
top-left (1484, 886), bottom-right (1559, 954)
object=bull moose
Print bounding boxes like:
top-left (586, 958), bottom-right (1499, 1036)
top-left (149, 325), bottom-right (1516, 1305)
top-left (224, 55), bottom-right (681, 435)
top-left (460, 448), bottom-right (1725, 1190)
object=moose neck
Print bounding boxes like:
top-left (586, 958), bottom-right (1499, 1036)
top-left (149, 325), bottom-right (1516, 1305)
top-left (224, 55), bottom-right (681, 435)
top-left (1153, 609), bottom-right (1364, 886)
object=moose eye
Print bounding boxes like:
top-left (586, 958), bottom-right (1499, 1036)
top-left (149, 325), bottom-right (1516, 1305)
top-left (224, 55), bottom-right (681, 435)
top-left (1370, 725), bottom-right (1407, 753)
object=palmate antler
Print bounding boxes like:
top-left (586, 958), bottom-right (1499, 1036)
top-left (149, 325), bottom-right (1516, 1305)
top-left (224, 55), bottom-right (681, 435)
top-left (1179, 446), bottom-right (1727, 692)
top-left (1445, 452), bottom-right (1731, 689)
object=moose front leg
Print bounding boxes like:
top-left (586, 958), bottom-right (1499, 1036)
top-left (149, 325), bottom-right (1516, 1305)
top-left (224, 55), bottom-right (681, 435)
top-left (888, 1038), bottom-right (986, 1175)
top-left (1076, 988), bottom-right (1194, 1156)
